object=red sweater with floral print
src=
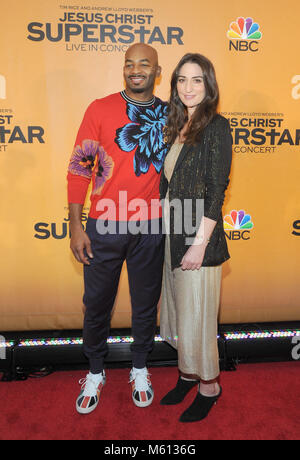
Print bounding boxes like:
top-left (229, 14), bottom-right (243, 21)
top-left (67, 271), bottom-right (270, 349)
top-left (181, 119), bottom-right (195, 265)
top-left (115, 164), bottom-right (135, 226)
top-left (67, 91), bottom-right (168, 221)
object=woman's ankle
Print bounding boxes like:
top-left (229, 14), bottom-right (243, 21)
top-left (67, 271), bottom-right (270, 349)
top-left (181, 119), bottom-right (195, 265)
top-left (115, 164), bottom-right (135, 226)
top-left (199, 380), bottom-right (220, 397)
top-left (179, 370), bottom-right (200, 381)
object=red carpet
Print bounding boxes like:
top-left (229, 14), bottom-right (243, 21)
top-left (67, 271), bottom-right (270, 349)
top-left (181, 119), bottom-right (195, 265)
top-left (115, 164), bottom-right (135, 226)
top-left (0, 362), bottom-right (299, 440)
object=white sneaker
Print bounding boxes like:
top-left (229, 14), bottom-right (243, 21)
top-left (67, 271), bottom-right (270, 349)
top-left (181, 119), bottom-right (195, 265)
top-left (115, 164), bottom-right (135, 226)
top-left (129, 367), bottom-right (154, 408)
top-left (76, 371), bottom-right (106, 414)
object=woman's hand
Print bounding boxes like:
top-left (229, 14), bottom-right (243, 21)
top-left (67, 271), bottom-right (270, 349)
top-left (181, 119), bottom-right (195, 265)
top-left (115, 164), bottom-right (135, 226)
top-left (180, 243), bottom-right (206, 270)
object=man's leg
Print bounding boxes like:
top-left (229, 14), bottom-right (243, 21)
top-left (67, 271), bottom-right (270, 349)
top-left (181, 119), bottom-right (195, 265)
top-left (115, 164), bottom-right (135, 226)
top-left (126, 221), bottom-right (164, 407)
top-left (82, 219), bottom-right (127, 373)
top-left (126, 225), bottom-right (164, 367)
top-left (76, 219), bottom-right (128, 414)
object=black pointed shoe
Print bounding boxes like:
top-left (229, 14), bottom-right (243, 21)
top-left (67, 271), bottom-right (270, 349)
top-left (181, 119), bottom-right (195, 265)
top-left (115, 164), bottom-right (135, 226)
top-left (160, 377), bottom-right (199, 405)
top-left (179, 386), bottom-right (222, 422)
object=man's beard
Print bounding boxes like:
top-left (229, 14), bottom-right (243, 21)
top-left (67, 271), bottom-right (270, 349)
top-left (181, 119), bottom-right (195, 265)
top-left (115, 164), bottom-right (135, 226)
top-left (129, 87), bottom-right (148, 94)
top-left (126, 74), bottom-right (155, 94)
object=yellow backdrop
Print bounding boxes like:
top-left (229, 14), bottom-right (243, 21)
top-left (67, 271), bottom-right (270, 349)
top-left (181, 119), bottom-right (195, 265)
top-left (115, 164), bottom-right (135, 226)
top-left (1, 0), bottom-right (299, 331)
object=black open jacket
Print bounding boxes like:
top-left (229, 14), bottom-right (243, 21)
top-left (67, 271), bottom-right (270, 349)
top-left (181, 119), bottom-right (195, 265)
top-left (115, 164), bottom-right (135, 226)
top-left (160, 114), bottom-right (232, 270)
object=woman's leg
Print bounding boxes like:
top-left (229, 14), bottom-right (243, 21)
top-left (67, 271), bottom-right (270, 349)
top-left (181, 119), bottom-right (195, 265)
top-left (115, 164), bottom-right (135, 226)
top-left (174, 265), bottom-right (222, 381)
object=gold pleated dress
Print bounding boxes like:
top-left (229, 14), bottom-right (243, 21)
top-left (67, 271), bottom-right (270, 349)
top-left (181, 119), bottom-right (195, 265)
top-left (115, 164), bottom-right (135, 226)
top-left (160, 143), bottom-right (222, 381)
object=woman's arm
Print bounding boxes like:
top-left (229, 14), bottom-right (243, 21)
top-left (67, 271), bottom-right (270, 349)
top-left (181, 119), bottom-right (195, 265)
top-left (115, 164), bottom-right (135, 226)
top-left (180, 116), bottom-right (232, 270)
top-left (204, 116), bottom-right (232, 221)
top-left (180, 216), bottom-right (216, 270)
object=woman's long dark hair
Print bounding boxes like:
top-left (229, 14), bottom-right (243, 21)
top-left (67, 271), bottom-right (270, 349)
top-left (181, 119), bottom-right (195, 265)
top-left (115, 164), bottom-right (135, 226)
top-left (165, 53), bottom-right (219, 145)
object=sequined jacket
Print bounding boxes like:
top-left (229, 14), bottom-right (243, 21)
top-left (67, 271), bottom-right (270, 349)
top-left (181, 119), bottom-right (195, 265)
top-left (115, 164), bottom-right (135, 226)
top-left (160, 114), bottom-right (232, 270)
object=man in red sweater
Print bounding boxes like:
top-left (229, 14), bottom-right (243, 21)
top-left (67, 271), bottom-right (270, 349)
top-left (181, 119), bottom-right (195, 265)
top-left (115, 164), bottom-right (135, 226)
top-left (67, 43), bottom-right (168, 414)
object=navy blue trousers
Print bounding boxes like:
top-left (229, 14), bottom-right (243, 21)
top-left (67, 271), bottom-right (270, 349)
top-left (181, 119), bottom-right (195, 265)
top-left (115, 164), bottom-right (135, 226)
top-left (82, 218), bottom-right (164, 373)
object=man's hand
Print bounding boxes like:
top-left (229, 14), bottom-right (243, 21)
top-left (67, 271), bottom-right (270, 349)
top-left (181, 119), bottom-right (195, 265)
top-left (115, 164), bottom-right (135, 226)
top-left (69, 203), bottom-right (93, 265)
top-left (70, 226), bottom-right (93, 265)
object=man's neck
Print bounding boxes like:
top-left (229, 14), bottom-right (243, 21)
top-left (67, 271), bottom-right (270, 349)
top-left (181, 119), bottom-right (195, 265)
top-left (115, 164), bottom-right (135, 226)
top-left (124, 88), bottom-right (155, 103)
top-left (121, 91), bottom-right (155, 107)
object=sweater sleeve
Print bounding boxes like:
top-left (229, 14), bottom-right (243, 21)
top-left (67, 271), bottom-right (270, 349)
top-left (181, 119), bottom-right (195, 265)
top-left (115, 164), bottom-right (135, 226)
top-left (204, 116), bottom-right (232, 220)
top-left (67, 100), bottom-right (101, 204)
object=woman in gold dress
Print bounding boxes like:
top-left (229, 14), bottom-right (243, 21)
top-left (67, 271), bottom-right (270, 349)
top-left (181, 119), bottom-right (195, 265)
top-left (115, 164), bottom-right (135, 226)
top-left (159, 53), bottom-right (232, 422)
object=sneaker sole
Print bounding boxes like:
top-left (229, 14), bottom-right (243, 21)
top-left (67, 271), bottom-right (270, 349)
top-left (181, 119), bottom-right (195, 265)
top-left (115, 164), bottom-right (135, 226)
top-left (76, 399), bottom-right (99, 415)
top-left (132, 392), bottom-right (154, 408)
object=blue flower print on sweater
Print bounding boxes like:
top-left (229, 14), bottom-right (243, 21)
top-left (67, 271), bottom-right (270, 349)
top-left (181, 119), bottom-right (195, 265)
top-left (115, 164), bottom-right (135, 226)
top-left (115, 102), bottom-right (168, 177)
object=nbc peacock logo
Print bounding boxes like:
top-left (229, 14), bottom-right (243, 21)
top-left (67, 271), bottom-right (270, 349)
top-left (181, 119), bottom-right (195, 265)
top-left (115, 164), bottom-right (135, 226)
top-left (227, 17), bottom-right (262, 52)
top-left (224, 210), bottom-right (254, 240)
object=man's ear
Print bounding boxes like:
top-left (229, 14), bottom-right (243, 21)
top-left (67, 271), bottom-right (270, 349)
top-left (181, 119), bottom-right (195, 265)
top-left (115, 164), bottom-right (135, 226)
top-left (156, 65), bottom-right (162, 78)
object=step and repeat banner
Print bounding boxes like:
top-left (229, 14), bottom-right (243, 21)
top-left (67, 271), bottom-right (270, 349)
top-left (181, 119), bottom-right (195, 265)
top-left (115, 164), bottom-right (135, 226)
top-left (1, 0), bottom-right (299, 330)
